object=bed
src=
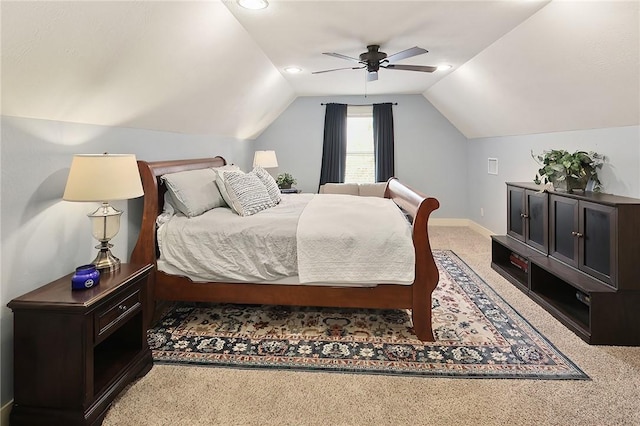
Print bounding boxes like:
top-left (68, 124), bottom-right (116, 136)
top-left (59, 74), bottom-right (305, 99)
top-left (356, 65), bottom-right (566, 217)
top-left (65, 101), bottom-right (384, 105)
top-left (130, 156), bottom-right (441, 341)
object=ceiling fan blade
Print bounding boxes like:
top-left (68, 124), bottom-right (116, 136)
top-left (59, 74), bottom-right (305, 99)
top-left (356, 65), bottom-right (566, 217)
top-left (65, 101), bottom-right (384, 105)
top-left (367, 71), bottom-right (378, 82)
top-left (386, 46), bottom-right (428, 63)
top-left (385, 64), bottom-right (437, 73)
top-left (322, 52), bottom-right (362, 63)
top-left (312, 66), bottom-right (364, 74)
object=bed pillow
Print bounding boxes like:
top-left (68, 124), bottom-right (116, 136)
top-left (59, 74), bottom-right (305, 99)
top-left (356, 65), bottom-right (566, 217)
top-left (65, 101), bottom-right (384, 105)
top-left (156, 191), bottom-right (177, 226)
top-left (319, 183), bottom-right (359, 196)
top-left (358, 182), bottom-right (387, 197)
top-left (214, 166), bottom-right (243, 207)
top-left (223, 171), bottom-right (275, 216)
top-left (253, 166), bottom-right (281, 205)
top-left (161, 168), bottom-right (225, 217)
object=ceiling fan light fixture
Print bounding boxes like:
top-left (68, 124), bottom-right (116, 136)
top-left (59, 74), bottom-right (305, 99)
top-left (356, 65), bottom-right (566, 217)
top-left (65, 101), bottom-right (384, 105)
top-left (437, 64), bottom-right (452, 71)
top-left (284, 66), bottom-right (303, 74)
top-left (237, 0), bottom-right (269, 10)
top-left (314, 45), bottom-right (437, 79)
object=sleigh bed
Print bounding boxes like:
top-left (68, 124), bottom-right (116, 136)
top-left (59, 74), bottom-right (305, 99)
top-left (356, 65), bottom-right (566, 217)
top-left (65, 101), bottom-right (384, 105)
top-left (130, 156), bottom-right (440, 341)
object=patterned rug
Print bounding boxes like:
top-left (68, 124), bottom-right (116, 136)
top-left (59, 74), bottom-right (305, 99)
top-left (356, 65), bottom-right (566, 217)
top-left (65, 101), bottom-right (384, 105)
top-left (148, 250), bottom-right (588, 379)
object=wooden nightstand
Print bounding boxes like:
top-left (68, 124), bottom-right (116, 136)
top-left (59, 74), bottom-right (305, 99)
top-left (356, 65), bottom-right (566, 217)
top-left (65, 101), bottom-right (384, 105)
top-left (7, 263), bottom-right (154, 426)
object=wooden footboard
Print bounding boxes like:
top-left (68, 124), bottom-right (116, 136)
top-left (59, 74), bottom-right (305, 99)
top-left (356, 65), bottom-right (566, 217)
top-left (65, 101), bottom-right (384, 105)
top-left (130, 158), bottom-right (440, 341)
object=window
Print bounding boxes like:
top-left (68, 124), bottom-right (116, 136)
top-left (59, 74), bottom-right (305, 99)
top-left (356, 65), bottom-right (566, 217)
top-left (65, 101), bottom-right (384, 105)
top-left (345, 105), bottom-right (374, 183)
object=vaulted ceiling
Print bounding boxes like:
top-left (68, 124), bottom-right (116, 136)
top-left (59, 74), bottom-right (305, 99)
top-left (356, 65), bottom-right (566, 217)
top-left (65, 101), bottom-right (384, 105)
top-left (2, 1), bottom-right (638, 140)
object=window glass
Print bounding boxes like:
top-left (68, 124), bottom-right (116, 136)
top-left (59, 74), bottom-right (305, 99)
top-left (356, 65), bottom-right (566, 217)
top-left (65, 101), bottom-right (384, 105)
top-left (346, 106), bottom-right (374, 183)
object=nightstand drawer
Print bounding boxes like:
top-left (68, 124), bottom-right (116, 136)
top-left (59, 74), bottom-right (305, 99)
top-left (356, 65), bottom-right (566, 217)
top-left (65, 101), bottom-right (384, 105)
top-left (95, 288), bottom-right (142, 341)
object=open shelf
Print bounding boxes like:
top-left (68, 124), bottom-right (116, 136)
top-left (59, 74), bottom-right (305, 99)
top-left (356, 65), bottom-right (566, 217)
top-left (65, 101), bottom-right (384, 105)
top-left (529, 262), bottom-right (590, 330)
top-left (94, 312), bottom-right (144, 396)
top-left (490, 235), bottom-right (542, 294)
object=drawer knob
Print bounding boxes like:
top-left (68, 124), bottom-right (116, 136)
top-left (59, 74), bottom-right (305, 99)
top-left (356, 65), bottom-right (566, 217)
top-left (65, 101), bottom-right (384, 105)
top-left (118, 304), bottom-right (127, 311)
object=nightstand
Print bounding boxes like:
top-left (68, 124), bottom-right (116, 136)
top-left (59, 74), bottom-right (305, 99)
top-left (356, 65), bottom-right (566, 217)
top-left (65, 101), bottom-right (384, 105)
top-left (8, 263), bottom-right (154, 426)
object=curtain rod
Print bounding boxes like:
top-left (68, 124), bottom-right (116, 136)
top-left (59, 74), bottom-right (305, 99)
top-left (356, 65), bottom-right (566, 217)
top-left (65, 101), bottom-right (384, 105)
top-left (320, 102), bottom-right (398, 106)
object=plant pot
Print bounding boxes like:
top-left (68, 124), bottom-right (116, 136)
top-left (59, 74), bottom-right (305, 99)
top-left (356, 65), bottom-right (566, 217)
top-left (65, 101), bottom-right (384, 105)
top-left (553, 176), bottom-right (588, 193)
top-left (280, 183), bottom-right (291, 189)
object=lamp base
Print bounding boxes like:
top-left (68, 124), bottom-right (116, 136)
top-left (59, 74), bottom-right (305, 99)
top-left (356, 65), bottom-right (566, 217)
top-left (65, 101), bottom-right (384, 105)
top-left (92, 248), bottom-right (121, 273)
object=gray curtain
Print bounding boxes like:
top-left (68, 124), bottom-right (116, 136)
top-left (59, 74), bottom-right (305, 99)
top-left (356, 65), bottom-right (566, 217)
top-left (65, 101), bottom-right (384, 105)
top-left (319, 103), bottom-right (348, 187)
top-left (373, 103), bottom-right (395, 182)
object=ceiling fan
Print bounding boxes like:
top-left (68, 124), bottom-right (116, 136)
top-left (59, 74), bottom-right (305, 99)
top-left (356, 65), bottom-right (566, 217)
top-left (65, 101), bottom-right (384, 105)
top-left (312, 44), bottom-right (437, 81)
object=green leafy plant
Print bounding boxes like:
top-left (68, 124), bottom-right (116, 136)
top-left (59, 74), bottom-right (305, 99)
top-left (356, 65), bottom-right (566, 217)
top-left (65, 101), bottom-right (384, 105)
top-left (532, 149), bottom-right (605, 192)
top-left (276, 172), bottom-right (297, 188)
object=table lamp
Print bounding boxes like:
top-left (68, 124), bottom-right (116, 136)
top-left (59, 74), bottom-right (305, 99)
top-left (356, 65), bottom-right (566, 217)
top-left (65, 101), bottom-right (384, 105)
top-left (63, 153), bottom-right (144, 272)
top-left (253, 150), bottom-right (279, 169)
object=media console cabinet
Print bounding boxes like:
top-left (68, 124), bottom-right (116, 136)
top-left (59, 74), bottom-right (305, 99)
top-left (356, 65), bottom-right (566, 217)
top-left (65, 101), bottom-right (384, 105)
top-left (491, 182), bottom-right (640, 345)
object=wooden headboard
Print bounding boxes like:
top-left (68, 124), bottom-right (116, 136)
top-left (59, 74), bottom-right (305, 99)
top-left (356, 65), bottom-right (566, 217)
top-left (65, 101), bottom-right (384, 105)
top-left (130, 156), bottom-right (226, 266)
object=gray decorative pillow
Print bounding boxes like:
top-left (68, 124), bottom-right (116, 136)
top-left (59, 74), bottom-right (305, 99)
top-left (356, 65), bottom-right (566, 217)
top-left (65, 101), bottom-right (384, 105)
top-left (214, 166), bottom-right (242, 208)
top-left (161, 168), bottom-right (225, 217)
top-left (253, 166), bottom-right (281, 205)
top-left (223, 171), bottom-right (275, 216)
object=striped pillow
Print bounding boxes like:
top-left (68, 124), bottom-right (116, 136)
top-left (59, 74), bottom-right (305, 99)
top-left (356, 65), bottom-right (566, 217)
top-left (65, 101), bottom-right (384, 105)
top-left (223, 171), bottom-right (275, 216)
top-left (253, 166), bottom-right (282, 205)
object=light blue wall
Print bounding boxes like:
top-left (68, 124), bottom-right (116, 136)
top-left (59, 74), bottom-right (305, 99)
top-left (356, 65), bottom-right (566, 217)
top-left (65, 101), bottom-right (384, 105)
top-left (0, 116), bottom-right (250, 406)
top-left (466, 125), bottom-right (640, 234)
top-left (252, 95), bottom-right (469, 219)
top-left (2, 111), bottom-right (639, 409)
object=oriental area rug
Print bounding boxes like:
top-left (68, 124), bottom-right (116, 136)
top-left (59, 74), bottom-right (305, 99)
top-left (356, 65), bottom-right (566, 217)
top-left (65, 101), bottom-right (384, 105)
top-left (148, 250), bottom-right (588, 380)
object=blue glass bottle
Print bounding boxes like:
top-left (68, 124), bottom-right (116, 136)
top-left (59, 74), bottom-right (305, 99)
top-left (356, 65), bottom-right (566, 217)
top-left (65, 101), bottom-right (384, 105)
top-left (71, 264), bottom-right (100, 290)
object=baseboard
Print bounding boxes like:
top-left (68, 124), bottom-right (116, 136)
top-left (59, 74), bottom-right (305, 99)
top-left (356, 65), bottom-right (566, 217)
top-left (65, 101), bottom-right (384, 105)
top-left (429, 218), bottom-right (493, 240)
top-left (1, 400), bottom-right (12, 426)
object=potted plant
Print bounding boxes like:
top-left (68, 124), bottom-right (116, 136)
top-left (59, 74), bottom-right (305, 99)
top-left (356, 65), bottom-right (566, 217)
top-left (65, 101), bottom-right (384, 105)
top-left (276, 172), bottom-right (297, 189)
top-left (532, 149), bottom-right (605, 192)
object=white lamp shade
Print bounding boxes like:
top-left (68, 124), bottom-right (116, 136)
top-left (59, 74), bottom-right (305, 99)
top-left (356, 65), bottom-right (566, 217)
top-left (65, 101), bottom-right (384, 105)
top-left (63, 154), bottom-right (144, 201)
top-left (253, 150), bottom-right (279, 168)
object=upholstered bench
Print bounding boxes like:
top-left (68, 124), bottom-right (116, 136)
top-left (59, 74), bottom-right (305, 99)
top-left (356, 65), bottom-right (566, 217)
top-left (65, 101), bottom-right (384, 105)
top-left (318, 182), bottom-right (386, 197)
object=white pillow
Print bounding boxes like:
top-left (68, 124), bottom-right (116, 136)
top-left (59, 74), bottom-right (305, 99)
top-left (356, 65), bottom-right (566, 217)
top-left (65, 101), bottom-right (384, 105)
top-left (214, 166), bottom-right (243, 207)
top-left (253, 166), bottom-right (281, 205)
top-left (156, 191), bottom-right (177, 227)
top-left (319, 183), bottom-right (359, 196)
top-left (161, 168), bottom-right (225, 217)
top-left (223, 171), bottom-right (275, 216)
top-left (358, 182), bottom-right (387, 197)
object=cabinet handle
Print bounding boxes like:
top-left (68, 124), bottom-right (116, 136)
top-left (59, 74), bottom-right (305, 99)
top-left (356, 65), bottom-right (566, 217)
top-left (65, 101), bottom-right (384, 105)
top-left (520, 213), bottom-right (529, 219)
top-left (571, 231), bottom-right (584, 238)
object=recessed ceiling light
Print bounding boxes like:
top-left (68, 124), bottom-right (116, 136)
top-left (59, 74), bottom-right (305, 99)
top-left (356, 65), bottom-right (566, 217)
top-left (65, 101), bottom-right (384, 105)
top-left (237, 0), bottom-right (268, 10)
top-left (284, 66), bottom-right (303, 74)
top-left (437, 64), bottom-right (452, 71)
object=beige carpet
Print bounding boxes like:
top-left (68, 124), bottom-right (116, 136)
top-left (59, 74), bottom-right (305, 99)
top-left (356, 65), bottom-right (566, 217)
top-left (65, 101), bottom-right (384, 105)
top-left (103, 226), bottom-right (640, 426)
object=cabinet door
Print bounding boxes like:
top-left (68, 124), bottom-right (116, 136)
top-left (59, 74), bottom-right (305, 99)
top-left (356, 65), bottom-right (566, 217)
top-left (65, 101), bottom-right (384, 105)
top-left (579, 201), bottom-right (616, 286)
top-left (549, 195), bottom-right (579, 267)
top-left (507, 186), bottom-right (526, 241)
top-left (525, 190), bottom-right (548, 253)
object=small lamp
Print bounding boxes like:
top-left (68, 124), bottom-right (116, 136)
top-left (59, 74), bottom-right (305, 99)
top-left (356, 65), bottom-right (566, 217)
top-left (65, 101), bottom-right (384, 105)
top-left (63, 154), bottom-right (144, 273)
top-left (253, 150), bottom-right (279, 169)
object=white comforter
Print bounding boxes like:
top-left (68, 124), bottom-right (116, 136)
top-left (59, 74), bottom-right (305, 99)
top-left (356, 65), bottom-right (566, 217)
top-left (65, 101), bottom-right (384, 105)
top-left (157, 193), bottom-right (415, 284)
top-left (158, 194), bottom-right (312, 282)
top-left (296, 194), bottom-right (415, 284)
